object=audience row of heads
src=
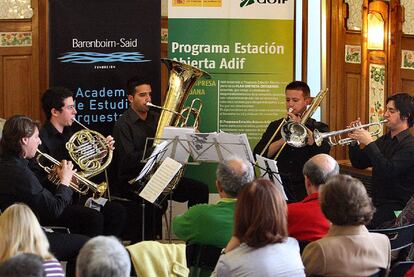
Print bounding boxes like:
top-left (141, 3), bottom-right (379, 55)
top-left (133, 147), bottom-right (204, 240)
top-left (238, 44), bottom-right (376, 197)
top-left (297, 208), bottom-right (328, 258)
top-left (218, 153), bottom-right (374, 249)
top-left (0, 203), bottom-right (131, 277)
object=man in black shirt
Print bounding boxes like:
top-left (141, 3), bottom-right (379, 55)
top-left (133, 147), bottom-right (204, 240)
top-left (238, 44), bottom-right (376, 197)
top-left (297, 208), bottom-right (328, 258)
top-left (254, 81), bottom-right (330, 202)
top-left (0, 115), bottom-right (88, 276)
top-left (112, 76), bottom-right (209, 240)
top-left (349, 92), bottom-right (414, 228)
top-left (31, 87), bottom-right (126, 237)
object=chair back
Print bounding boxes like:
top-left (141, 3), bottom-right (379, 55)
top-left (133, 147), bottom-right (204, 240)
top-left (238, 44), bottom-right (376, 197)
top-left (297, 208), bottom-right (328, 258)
top-left (0, 118), bottom-right (5, 139)
top-left (370, 223), bottom-right (414, 251)
top-left (186, 243), bottom-right (222, 277)
top-left (389, 261), bottom-right (414, 277)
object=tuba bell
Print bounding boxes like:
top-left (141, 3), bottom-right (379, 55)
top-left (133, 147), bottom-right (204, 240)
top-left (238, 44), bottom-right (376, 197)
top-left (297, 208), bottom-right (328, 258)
top-left (152, 58), bottom-right (211, 146)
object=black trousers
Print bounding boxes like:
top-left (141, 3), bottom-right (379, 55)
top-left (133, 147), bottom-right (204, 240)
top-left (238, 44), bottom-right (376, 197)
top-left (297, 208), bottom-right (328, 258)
top-left (114, 176), bottom-right (209, 243)
top-left (46, 231), bottom-right (89, 277)
top-left (48, 202), bottom-right (127, 238)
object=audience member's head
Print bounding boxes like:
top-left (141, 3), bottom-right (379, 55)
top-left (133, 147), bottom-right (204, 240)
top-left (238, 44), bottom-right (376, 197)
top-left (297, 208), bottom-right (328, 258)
top-left (41, 87), bottom-right (73, 120)
top-left (234, 178), bottom-right (288, 248)
top-left (303, 153), bottom-right (339, 191)
top-left (76, 236), bottom-right (131, 277)
top-left (0, 253), bottom-right (45, 277)
top-left (216, 156), bottom-right (254, 198)
top-left (320, 174), bottom-right (375, 226)
top-left (0, 115), bottom-right (39, 157)
top-left (0, 203), bottom-right (53, 262)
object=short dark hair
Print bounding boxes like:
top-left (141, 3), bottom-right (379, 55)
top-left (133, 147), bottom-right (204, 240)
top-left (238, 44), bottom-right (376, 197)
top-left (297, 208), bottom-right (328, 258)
top-left (0, 115), bottom-right (39, 156)
top-left (41, 87), bottom-right (73, 120)
top-left (126, 76), bottom-right (151, 96)
top-left (285, 81), bottom-right (311, 98)
top-left (387, 93), bottom-right (414, 127)
top-left (234, 178), bottom-right (288, 248)
top-left (0, 253), bottom-right (45, 277)
top-left (216, 157), bottom-right (254, 197)
top-left (320, 174), bottom-right (375, 226)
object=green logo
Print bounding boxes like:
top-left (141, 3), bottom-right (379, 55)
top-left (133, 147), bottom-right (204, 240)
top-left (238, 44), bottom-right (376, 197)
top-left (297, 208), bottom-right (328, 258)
top-left (240, 0), bottom-right (255, 8)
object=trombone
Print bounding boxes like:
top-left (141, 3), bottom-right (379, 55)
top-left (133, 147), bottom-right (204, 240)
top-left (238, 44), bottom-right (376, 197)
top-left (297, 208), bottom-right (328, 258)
top-left (36, 149), bottom-right (108, 196)
top-left (269, 88), bottom-right (328, 160)
top-left (313, 120), bottom-right (388, 146)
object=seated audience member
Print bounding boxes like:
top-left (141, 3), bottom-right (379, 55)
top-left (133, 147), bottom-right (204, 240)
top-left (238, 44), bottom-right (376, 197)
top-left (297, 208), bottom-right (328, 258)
top-left (172, 156), bottom-right (254, 248)
top-left (0, 253), bottom-right (44, 277)
top-left (213, 179), bottom-right (305, 277)
top-left (288, 154), bottom-right (338, 242)
top-left (0, 203), bottom-right (65, 277)
top-left (76, 236), bottom-right (131, 277)
top-left (302, 174), bottom-right (391, 276)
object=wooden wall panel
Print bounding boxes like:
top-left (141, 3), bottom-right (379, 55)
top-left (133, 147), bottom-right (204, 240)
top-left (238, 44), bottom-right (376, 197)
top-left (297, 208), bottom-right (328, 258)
top-left (2, 56), bottom-right (32, 117)
top-left (0, 0), bottom-right (41, 121)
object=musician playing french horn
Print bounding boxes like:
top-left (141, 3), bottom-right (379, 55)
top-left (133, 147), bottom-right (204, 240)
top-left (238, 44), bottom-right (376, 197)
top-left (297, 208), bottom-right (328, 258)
top-left (29, 87), bottom-right (126, 238)
top-left (348, 93), bottom-right (414, 228)
top-left (253, 81), bottom-right (330, 202)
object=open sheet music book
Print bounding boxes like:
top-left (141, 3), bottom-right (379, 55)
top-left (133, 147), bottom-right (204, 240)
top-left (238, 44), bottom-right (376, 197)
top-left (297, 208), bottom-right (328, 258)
top-left (187, 131), bottom-right (254, 163)
top-left (139, 157), bottom-right (183, 203)
top-left (255, 154), bottom-right (287, 200)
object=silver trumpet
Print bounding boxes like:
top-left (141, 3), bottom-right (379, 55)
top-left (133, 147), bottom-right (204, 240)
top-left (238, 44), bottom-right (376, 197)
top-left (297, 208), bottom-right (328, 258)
top-left (313, 120), bottom-right (388, 146)
top-left (36, 149), bottom-right (108, 196)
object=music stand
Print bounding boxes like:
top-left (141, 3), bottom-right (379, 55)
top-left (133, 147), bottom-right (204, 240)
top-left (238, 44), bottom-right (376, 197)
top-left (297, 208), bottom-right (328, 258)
top-left (131, 127), bottom-right (197, 241)
top-left (255, 154), bottom-right (288, 200)
top-left (187, 132), bottom-right (254, 163)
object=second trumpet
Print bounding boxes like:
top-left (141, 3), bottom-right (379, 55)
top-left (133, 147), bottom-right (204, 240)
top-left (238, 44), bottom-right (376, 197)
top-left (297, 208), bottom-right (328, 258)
top-left (314, 120), bottom-right (388, 146)
top-left (36, 149), bottom-right (108, 196)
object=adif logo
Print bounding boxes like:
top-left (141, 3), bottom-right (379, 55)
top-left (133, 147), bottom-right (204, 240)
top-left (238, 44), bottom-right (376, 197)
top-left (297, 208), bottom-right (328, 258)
top-left (240, 0), bottom-right (288, 7)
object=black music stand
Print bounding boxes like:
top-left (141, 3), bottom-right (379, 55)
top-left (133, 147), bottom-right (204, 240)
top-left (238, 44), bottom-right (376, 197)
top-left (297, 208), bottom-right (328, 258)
top-left (255, 154), bottom-right (291, 201)
top-left (131, 127), bottom-right (196, 242)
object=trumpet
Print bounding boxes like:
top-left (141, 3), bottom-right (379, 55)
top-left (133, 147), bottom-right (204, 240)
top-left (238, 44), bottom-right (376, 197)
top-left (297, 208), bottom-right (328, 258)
top-left (36, 149), bottom-right (108, 196)
top-left (313, 120), bottom-right (388, 146)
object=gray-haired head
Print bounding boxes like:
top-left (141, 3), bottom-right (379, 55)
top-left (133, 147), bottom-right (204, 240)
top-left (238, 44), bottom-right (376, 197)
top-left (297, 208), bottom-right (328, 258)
top-left (76, 236), bottom-right (131, 277)
top-left (0, 253), bottom-right (44, 277)
top-left (216, 156), bottom-right (254, 198)
top-left (303, 154), bottom-right (339, 187)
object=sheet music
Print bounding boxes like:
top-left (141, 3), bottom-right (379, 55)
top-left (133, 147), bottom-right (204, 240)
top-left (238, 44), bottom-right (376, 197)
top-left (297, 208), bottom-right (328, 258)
top-left (161, 127), bottom-right (194, 163)
top-left (187, 132), bottom-right (219, 162)
top-left (131, 141), bottom-right (169, 183)
top-left (255, 154), bottom-right (287, 200)
top-left (139, 157), bottom-right (183, 203)
top-left (218, 132), bottom-right (254, 163)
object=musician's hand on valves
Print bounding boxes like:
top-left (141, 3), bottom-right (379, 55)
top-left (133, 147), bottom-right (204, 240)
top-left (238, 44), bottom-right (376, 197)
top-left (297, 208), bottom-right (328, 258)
top-left (105, 135), bottom-right (115, 150)
top-left (306, 127), bottom-right (315, 145)
top-left (57, 160), bottom-right (76, 187)
top-left (348, 128), bottom-right (374, 145)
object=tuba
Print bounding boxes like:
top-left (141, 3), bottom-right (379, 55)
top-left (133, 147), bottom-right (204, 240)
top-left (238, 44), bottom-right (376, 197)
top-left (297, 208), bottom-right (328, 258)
top-left (152, 58), bottom-right (211, 146)
top-left (140, 59), bottom-right (211, 197)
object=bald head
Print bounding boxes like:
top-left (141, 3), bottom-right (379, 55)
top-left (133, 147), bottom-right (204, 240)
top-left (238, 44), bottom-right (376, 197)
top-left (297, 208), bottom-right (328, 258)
top-left (216, 157), bottom-right (254, 198)
top-left (303, 154), bottom-right (339, 187)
